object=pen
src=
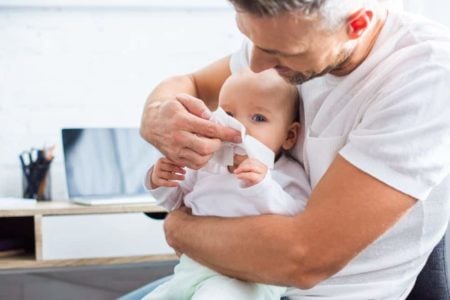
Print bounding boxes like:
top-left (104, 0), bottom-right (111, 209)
top-left (19, 146), bottom-right (55, 200)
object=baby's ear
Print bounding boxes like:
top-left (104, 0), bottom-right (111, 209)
top-left (282, 122), bottom-right (301, 151)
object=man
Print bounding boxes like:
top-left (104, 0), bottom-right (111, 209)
top-left (140, 0), bottom-right (450, 298)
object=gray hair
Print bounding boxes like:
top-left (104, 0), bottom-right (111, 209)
top-left (228, 0), bottom-right (376, 30)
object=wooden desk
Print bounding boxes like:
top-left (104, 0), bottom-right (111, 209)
top-left (0, 201), bottom-right (176, 271)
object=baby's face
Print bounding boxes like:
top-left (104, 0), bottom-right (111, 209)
top-left (218, 74), bottom-right (297, 154)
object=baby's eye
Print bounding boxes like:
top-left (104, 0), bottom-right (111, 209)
top-left (251, 114), bottom-right (267, 122)
top-left (226, 111), bottom-right (234, 117)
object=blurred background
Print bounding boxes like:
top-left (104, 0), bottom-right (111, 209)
top-left (0, 0), bottom-right (449, 199)
top-left (0, 0), bottom-right (242, 199)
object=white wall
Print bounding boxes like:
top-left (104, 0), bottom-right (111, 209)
top-left (0, 3), bottom-right (242, 199)
top-left (1, 1), bottom-right (449, 200)
top-left (404, 0), bottom-right (450, 28)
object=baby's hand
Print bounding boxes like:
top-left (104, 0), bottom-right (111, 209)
top-left (150, 157), bottom-right (186, 189)
top-left (233, 155), bottom-right (268, 187)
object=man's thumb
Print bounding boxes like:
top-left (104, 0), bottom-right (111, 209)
top-left (175, 93), bottom-right (212, 120)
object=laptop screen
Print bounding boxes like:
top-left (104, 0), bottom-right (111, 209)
top-left (62, 128), bottom-right (162, 198)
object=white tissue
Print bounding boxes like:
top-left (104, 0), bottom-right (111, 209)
top-left (203, 107), bottom-right (275, 173)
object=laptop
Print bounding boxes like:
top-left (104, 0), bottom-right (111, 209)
top-left (61, 128), bottom-right (162, 205)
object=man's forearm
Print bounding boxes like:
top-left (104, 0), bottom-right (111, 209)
top-left (146, 55), bottom-right (232, 110)
top-left (146, 75), bottom-right (198, 106)
top-left (165, 156), bottom-right (417, 290)
top-left (165, 211), bottom-right (307, 287)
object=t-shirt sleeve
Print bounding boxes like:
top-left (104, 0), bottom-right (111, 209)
top-left (339, 66), bottom-right (450, 200)
top-left (230, 38), bottom-right (252, 73)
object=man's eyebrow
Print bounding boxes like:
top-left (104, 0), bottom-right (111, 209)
top-left (255, 45), bottom-right (304, 57)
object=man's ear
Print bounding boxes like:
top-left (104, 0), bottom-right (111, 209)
top-left (347, 9), bottom-right (374, 39)
top-left (282, 122), bottom-right (301, 151)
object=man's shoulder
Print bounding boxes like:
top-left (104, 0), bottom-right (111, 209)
top-left (353, 12), bottom-right (450, 97)
top-left (390, 11), bottom-right (450, 53)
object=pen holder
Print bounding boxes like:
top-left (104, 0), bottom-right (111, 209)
top-left (22, 164), bottom-right (52, 201)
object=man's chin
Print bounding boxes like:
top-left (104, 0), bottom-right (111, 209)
top-left (285, 73), bottom-right (313, 85)
top-left (276, 68), bottom-right (329, 85)
top-left (275, 70), bottom-right (302, 85)
top-left (289, 67), bottom-right (338, 85)
top-left (278, 74), bottom-right (295, 85)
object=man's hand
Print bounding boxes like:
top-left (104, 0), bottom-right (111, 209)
top-left (141, 93), bottom-right (241, 170)
top-left (164, 206), bottom-right (193, 256)
top-left (150, 157), bottom-right (186, 189)
top-left (232, 155), bottom-right (268, 187)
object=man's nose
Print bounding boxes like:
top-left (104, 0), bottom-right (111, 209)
top-left (250, 47), bottom-right (279, 72)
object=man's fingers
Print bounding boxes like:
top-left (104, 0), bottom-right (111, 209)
top-left (143, 93), bottom-right (242, 170)
top-left (176, 93), bottom-right (212, 120)
top-left (160, 157), bottom-right (181, 166)
top-left (185, 114), bottom-right (242, 143)
top-left (141, 94), bottom-right (242, 170)
top-left (177, 148), bottom-right (213, 170)
top-left (173, 131), bottom-right (222, 156)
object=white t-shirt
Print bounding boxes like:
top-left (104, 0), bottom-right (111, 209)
top-left (147, 154), bottom-right (310, 218)
top-left (231, 11), bottom-right (450, 300)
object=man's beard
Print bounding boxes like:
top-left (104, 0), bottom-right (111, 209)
top-left (283, 48), bottom-right (354, 85)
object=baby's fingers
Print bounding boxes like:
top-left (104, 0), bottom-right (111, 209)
top-left (159, 158), bottom-right (186, 174)
top-left (152, 170), bottom-right (184, 188)
top-left (152, 157), bottom-right (186, 188)
top-left (157, 169), bottom-right (185, 181)
top-left (234, 158), bottom-right (267, 175)
top-left (235, 171), bottom-right (261, 187)
top-left (154, 178), bottom-right (180, 188)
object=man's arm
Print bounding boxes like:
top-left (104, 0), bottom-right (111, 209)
top-left (140, 56), bottom-right (240, 169)
top-left (164, 155), bottom-right (416, 289)
top-left (145, 56), bottom-right (231, 109)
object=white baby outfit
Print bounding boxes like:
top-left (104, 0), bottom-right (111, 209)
top-left (143, 108), bottom-right (311, 300)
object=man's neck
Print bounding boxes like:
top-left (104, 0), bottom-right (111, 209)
top-left (331, 8), bottom-right (388, 76)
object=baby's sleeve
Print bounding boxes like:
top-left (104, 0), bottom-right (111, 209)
top-left (270, 156), bottom-right (311, 215)
top-left (239, 156), bottom-right (311, 216)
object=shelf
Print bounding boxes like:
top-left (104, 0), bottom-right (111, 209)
top-left (0, 253), bottom-right (177, 270)
top-left (0, 253), bottom-right (36, 269)
top-left (0, 201), bottom-right (166, 217)
top-left (0, 201), bottom-right (173, 272)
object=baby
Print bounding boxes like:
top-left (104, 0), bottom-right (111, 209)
top-left (144, 69), bottom-right (311, 299)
